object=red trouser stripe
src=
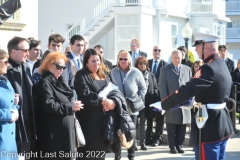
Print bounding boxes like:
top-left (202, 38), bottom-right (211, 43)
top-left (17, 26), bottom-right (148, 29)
top-left (201, 142), bottom-right (206, 160)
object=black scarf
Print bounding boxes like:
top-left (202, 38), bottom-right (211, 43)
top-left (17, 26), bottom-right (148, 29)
top-left (42, 71), bottom-right (74, 98)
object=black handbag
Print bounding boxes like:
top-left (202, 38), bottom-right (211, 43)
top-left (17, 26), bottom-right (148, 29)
top-left (119, 71), bottom-right (145, 113)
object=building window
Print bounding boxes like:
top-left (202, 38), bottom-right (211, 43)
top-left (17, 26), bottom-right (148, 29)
top-left (171, 24), bottom-right (177, 48)
top-left (227, 22), bottom-right (232, 28)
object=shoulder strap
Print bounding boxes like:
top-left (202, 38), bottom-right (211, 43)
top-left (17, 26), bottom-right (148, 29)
top-left (119, 70), bottom-right (127, 97)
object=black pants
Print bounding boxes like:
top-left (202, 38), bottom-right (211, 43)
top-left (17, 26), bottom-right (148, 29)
top-left (146, 112), bottom-right (165, 143)
top-left (115, 115), bottom-right (137, 160)
top-left (166, 123), bottom-right (186, 149)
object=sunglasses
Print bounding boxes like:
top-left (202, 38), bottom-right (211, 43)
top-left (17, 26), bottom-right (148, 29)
top-left (130, 44), bottom-right (138, 47)
top-left (138, 62), bottom-right (147, 65)
top-left (154, 49), bottom-right (161, 52)
top-left (100, 51), bottom-right (103, 54)
top-left (0, 60), bottom-right (8, 65)
top-left (15, 48), bottom-right (29, 53)
top-left (119, 58), bottom-right (128, 61)
top-left (53, 63), bottom-right (66, 70)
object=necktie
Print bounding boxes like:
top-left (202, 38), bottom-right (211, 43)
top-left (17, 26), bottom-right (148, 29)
top-left (175, 66), bottom-right (179, 74)
top-left (77, 59), bottom-right (80, 69)
top-left (153, 61), bottom-right (158, 75)
top-left (80, 54), bottom-right (83, 63)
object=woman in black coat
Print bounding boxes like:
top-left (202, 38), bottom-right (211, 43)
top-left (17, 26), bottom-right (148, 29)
top-left (74, 49), bottom-right (116, 160)
top-left (35, 52), bottom-right (83, 160)
top-left (134, 56), bottom-right (160, 148)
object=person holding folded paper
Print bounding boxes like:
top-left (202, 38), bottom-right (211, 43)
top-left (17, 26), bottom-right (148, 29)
top-left (74, 49), bottom-right (116, 160)
top-left (159, 50), bottom-right (192, 154)
top-left (161, 32), bottom-right (234, 160)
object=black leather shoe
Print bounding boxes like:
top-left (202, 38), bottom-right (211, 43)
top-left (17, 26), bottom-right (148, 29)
top-left (170, 148), bottom-right (177, 154)
top-left (177, 148), bottom-right (185, 153)
top-left (151, 141), bottom-right (158, 147)
top-left (140, 144), bottom-right (147, 150)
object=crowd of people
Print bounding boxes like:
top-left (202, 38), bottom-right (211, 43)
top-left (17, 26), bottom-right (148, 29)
top-left (0, 32), bottom-right (237, 160)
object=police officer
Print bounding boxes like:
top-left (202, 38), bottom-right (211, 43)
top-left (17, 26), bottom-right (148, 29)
top-left (161, 32), bottom-right (234, 160)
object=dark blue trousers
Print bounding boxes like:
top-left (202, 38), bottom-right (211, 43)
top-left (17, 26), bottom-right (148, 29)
top-left (194, 138), bottom-right (228, 160)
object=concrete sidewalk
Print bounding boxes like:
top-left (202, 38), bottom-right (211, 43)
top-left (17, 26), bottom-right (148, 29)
top-left (105, 123), bottom-right (240, 160)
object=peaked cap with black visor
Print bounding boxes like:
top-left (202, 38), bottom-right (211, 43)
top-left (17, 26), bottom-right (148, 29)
top-left (192, 32), bottom-right (220, 60)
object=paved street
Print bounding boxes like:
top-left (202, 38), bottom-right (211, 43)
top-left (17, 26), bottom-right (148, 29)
top-left (106, 123), bottom-right (240, 160)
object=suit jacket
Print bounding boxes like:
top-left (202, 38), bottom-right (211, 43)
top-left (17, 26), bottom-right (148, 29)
top-left (148, 59), bottom-right (168, 83)
top-left (104, 59), bottom-right (113, 69)
top-left (233, 68), bottom-right (240, 85)
top-left (129, 50), bottom-right (147, 58)
top-left (225, 58), bottom-right (235, 78)
top-left (159, 63), bottom-right (192, 124)
top-left (6, 58), bottom-right (37, 151)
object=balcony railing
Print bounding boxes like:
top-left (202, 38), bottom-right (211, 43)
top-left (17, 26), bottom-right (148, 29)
top-left (191, 0), bottom-right (213, 13)
top-left (117, 0), bottom-right (165, 8)
top-left (226, 28), bottom-right (240, 38)
top-left (226, 1), bottom-right (240, 12)
top-left (190, 0), bottom-right (225, 16)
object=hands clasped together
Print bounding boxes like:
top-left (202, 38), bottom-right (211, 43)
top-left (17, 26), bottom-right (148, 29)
top-left (102, 98), bottom-right (116, 111)
top-left (72, 100), bottom-right (84, 112)
top-left (11, 94), bottom-right (19, 122)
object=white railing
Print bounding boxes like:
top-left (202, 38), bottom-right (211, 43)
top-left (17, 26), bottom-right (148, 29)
top-left (64, 0), bottom-right (116, 48)
top-left (226, 28), bottom-right (240, 38)
top-left (191, 0), bottom-right (213, 13)
top-left (117, 0), bottom-right (166, 8)
top-left (226, 1), bottom-right (240, 12)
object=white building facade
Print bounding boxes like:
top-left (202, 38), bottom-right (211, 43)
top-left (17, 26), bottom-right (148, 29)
top-left (0, 0), bottom-right (38, 51)
top-left (226, 0), bottom-right (240, 65)
top-left (38, 0), bottom-right (230, 64)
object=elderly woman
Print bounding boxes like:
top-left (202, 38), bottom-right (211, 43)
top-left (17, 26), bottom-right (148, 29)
top-left (74, 49), bottom-right (116, 160)
top-left (0, 49), bottom-right (19, 160)
top-left (191, 60), bottom-right (203, 77)
top-left (111, 50), bottom-right (147, 160)
top-left (134, 56), bottom-right (160, 151)
top-left (35, 52), bottom-right (83, 160)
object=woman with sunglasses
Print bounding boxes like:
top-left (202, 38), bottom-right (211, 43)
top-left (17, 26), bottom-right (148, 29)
top-left (0, 49), bottom-right (19, 160)
top-left (111, 50), bottom-right (147, 160)
top-left (35, 52), bottom-right (83, 159)
top-left (134, 56), bottom-right (160, 151)
top-left (74, 49), bottom-right (116, 160)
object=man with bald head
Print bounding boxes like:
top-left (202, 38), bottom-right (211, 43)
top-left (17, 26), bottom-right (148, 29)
top-left (146, 45), bottom-right (168, 147)
top-left (161, 32), bottom-right (234, 160)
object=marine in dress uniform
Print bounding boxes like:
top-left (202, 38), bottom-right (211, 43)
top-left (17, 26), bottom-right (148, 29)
top-left (161, 32), bottom-right (234, 160)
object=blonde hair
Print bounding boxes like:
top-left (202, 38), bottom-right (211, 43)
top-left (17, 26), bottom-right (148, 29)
top-left (0, 49), bottom-right (9, 60)
top-left (116, 50), bottom-right (132, 69)
top-left (131, 38), bottom-right (140, 47)
top-left (39, 52), bottom-right (68, 74)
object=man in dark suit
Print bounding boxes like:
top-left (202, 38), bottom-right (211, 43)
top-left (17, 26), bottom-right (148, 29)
top-left (147, 45), bottom-right (168, 147)
top-left (218, 45), bottom-right (234, 78)
top-left (67, 34), bottom-right (85, 71)
top-left (159, 50), bottom-right (192, 154)
top-left (94, 44), bottom-right (113, 69)
top-left (129, 38), bottom-right (147, 65)
top-left (6, 36), bottom-right (37, 154)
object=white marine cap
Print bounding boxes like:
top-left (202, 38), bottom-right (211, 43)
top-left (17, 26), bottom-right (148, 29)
top-left (192, 32), bottom-right (220, 47)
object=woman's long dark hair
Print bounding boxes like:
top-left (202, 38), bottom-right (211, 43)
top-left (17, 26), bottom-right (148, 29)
top-left (83, 48), bottom-right (109, 79)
